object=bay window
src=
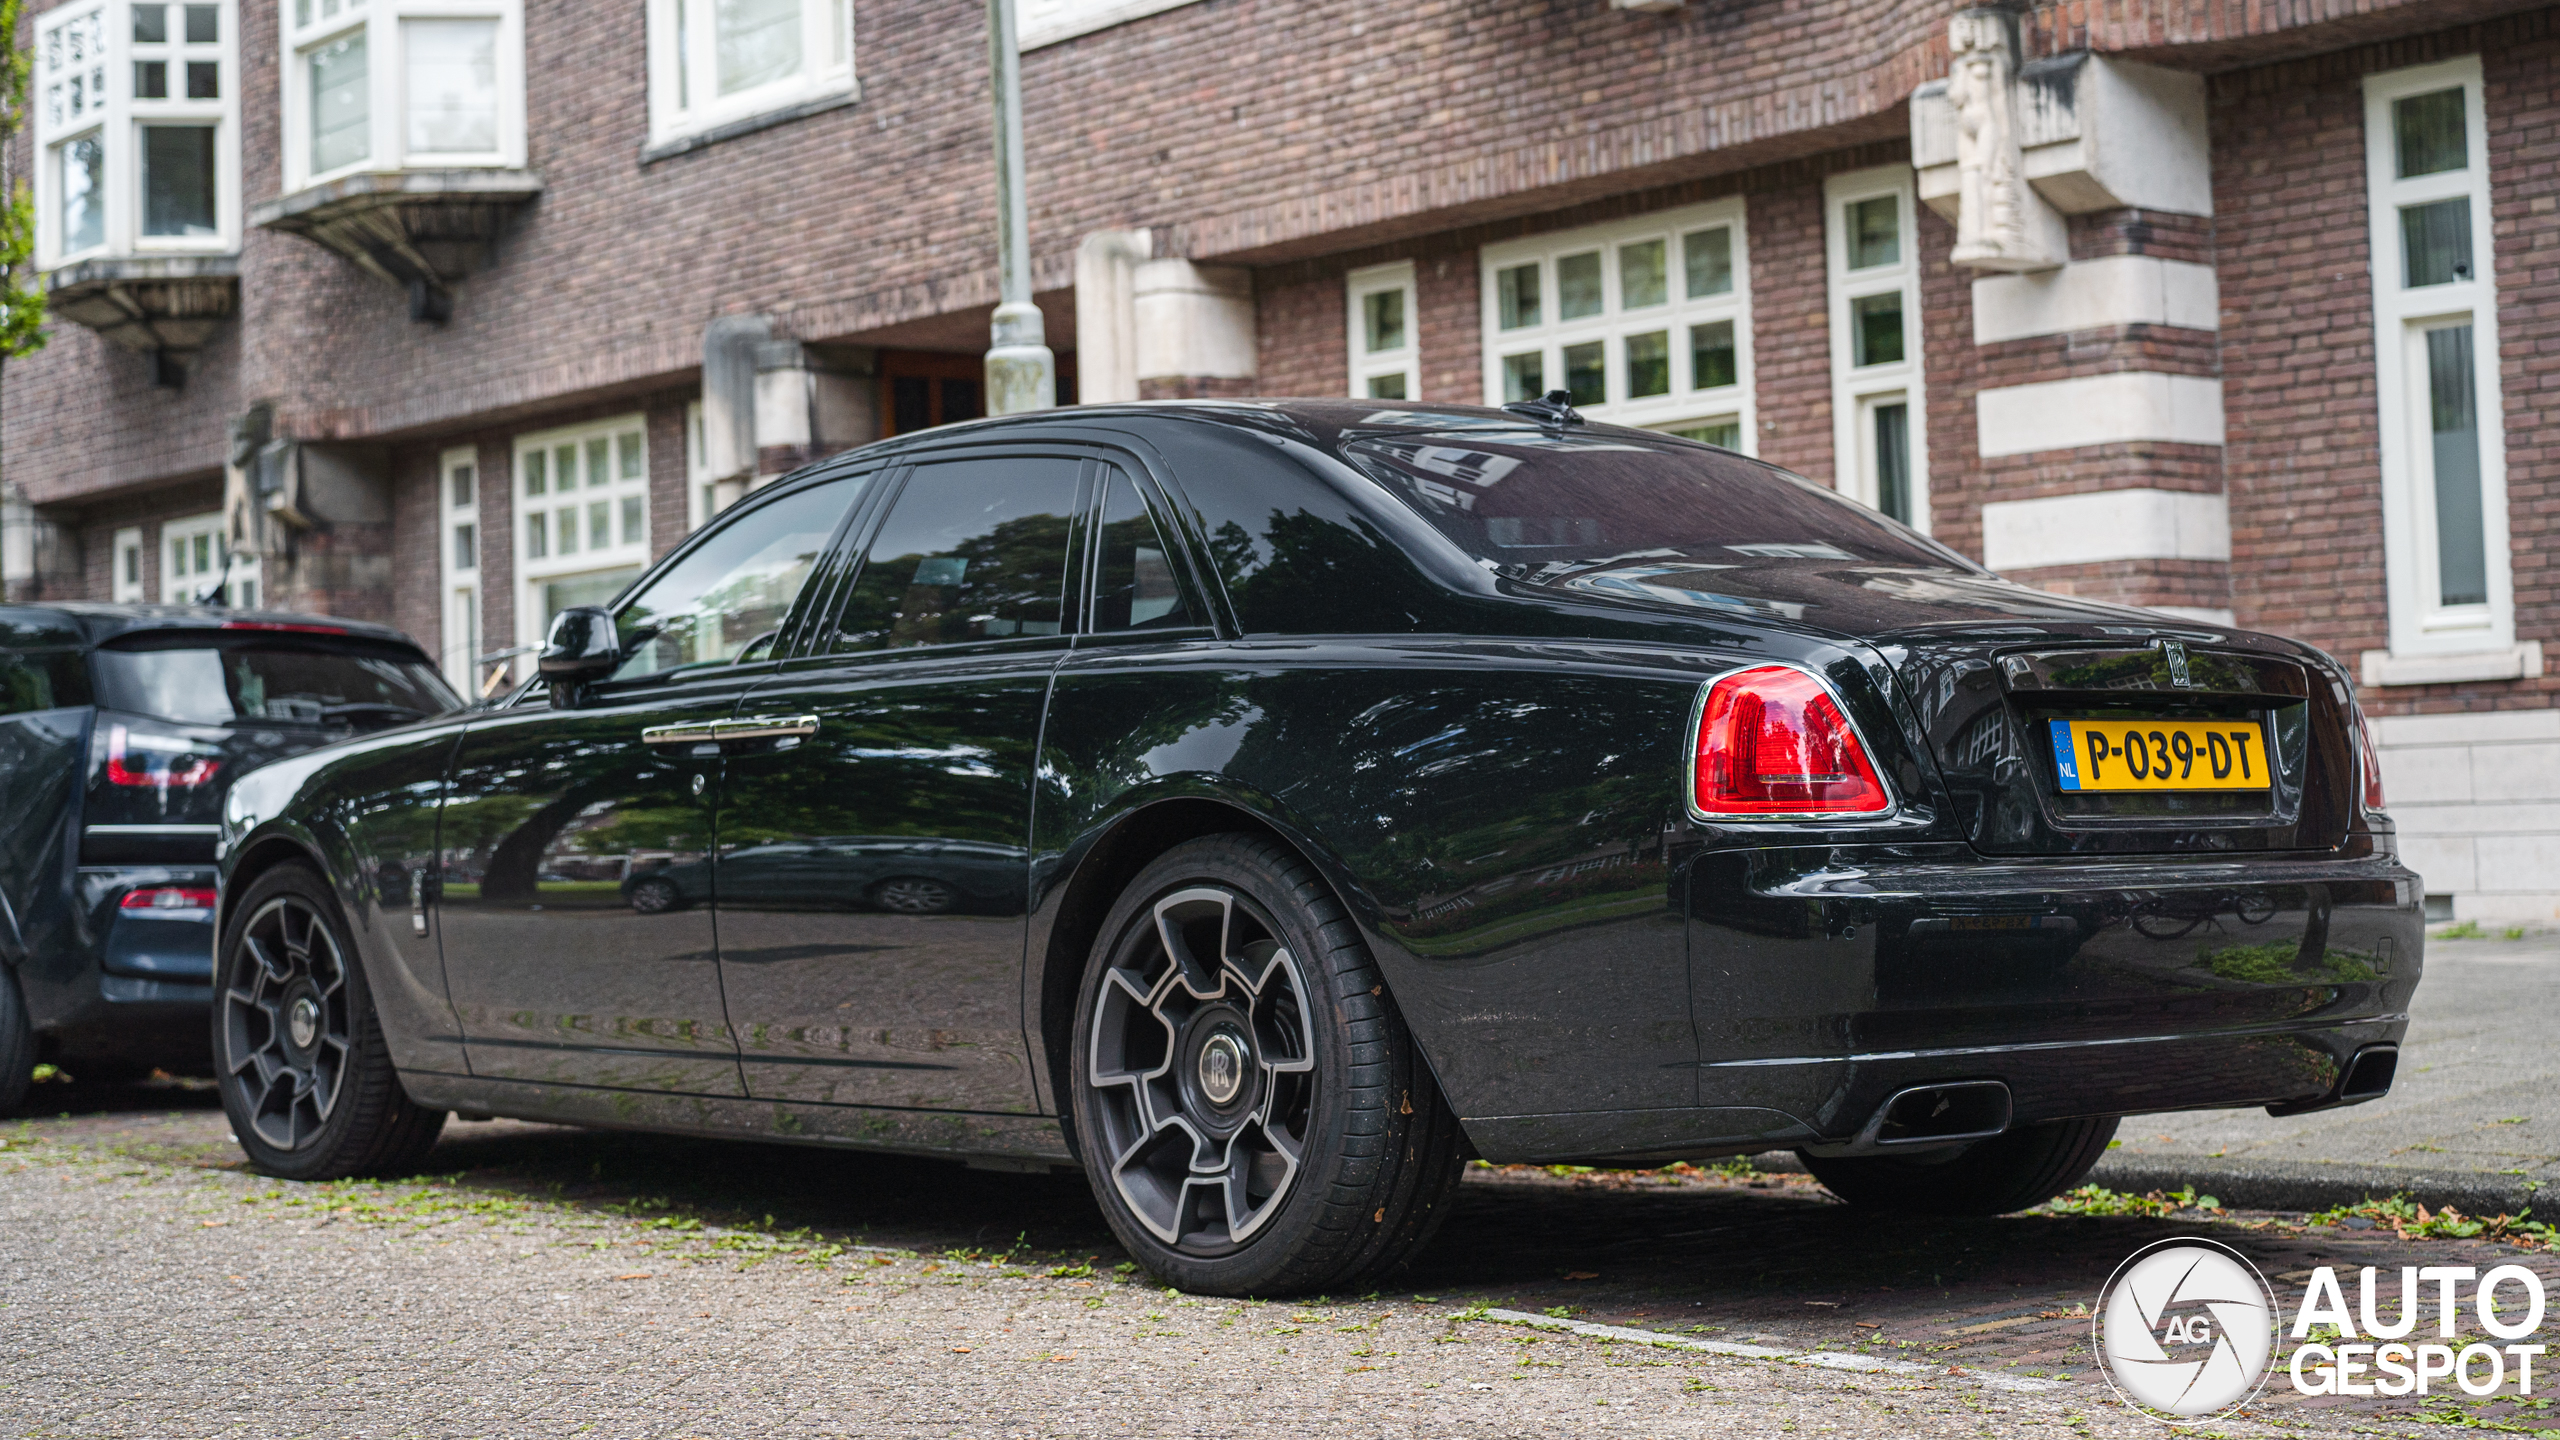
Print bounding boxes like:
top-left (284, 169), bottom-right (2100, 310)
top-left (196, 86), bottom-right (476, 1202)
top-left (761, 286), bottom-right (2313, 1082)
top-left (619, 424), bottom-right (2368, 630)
top-left (33, 0), bottom-right (239, 267)
top-left (646, 0), bottom-right (856, 156)
top-left (280, 0), bottom-right (523, 190)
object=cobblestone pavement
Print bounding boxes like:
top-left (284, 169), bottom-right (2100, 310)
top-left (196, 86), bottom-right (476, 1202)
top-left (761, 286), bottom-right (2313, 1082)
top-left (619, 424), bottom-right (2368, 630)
top-left (4, 1083), bottom-right (2553, 1438)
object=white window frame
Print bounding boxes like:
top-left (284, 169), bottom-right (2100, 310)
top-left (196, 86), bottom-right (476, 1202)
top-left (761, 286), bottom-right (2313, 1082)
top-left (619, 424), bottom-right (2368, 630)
top-left (645, 0), bottom-right (855, 152)
top-left (685, 399), bottom-right (718, 532)
top-left (1020, 0), bottom-right (1207, 49)
top-left (34, 0), bottom-right (242, 269)
top-left (1825, 166), bottom-right (1929, 532)
top-left (1346, 262), bottom-right (1421, 403)
top-left (2364, 56), bottom-right (2514, 662)
top-left (438, 444), bottom-right (480, 682)
top-left (512, 415), bottom-right (652, 651)
top-left (279, 0), bottom-right (526, 193)
top-left (110, 526), bottom-right (145, 601)
top-left (161, 509), bottom-right (257, 605)
top-left (1478, 200), bottom-right (1754, 451)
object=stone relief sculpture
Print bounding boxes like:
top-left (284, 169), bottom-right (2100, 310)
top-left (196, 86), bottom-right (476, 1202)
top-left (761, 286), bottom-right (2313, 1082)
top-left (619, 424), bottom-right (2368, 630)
top-left (1946, 10), bottom-right (2043, 269)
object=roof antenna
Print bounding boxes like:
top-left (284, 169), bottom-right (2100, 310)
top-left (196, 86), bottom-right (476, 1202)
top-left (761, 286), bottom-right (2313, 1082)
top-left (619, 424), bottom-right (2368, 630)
top-left (1501, 389), bottom-right (1585, 429)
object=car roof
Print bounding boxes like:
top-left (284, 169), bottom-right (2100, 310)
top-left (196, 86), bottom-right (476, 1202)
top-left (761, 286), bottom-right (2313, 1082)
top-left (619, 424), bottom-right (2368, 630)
top-left (846, 398), bottom-right (1592, 464)
top-left (0, 601), bottom-right (423, 650)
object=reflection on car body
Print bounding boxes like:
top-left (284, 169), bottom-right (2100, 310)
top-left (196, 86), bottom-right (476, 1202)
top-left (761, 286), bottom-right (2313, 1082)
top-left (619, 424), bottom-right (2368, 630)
top-left (622, 835), bottom-right (1026, 916)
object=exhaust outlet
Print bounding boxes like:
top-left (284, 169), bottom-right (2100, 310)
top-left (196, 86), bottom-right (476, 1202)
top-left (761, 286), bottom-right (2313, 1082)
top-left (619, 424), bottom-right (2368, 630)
top-left (1802, 1080), bottom-right (2013, 1157)
top-left (2267, 1043), bottom-right (2400, 1116)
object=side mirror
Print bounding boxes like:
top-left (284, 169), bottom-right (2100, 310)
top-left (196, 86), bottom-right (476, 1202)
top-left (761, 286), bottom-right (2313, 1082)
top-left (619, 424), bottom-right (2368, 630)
top-left (539, 606), bottom-right (620, 706)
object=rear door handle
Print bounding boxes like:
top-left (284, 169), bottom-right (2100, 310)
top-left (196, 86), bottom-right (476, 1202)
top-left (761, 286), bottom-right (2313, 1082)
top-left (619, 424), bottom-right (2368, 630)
top-left (713, 714), bottom-right (820, 741)
top-left (641, 721), bottom-right (723, 746)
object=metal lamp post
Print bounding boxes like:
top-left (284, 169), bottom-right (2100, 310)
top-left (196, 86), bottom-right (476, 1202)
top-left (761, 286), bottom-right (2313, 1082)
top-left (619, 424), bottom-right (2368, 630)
top-left (983, 0), bottom-right (1055, 414)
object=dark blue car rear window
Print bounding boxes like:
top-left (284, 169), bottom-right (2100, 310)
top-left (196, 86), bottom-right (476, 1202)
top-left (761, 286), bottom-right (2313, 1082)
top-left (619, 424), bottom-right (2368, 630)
top-left (0, 649), bottom-right (91, 715)
top-left (92, 639), bottom-right (459, 727)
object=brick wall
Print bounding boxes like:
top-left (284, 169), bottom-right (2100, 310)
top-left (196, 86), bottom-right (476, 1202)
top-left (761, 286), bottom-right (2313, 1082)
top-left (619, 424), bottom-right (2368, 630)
top-left (2213, 9), bottom-right (2560, 716)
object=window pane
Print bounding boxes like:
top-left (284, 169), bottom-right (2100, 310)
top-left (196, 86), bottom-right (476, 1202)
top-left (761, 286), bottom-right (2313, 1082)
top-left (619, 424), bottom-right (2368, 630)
top-left (1848, 196), bottom-right (1900, 269)
top-left (1689, 320), bottom-right (1736, 390)
top-left (193, 534), bottom-right (210, 570)
top-left (555, 506), bottom-right (578, 554)
top-left (1496, 263), bottom-right (1540, 330)
top-left (617, 432), bottom-right (643, 480)
top-left (554, 445), bottom-right (576, 489)
top-left (2401, 199), bottom-right (2472, 287)
top-left (621, 495), bottom-right (644, 547)
top-left (716, 0), bottom-right (802, 97)
top-left (453, 522), bottom-right (475, 570)
top-left (1872, 401), bottom-right (1911, 525)
top-left (134, 60), bottom-right (167, 98)
top-left (1563, 340), bottom-right (1605, 407)
top-left (2426, 325), bottom-right (2487, 608)
top-left (1366, 373), bottom-right (1408, 401)
top-left (542, 569), bottom-right (642, 635)
top-left (185, 59), bottom-right (217, 98)
top-left (1683, 227), bottom-right (1732, 298)
top-left (1093, 470), bottom-right (1193, 632)
top-left (585, 438), bottom-right (609, 487)
top-left (526, 511), bottom-right (547, 558)
top-left (1852, 292), bottom-right (1905, 367)
top-left (1619, 238), bottom-right (1667, 309)
top-left (309, 34), bottom-right (369, 173)
top-left (1557, 252), bottom-right (1603, 320)
top-left (524, 448), bottom-right (547, 495)
top-left (451, 463), bottom-right (475, 507)
top-left (828, 459), bottom-right (1080, 651)
top-left (1664, 420), bottom-right (1741, 450)
top-left (404, 18), bottom-right (497, 154)
top-left (2394, 88), bottom-right (2467, 179)
top-left (1624, 330), bottom-right (1669, 399)
top-left (183, 4), bottom-right (216, 42)
top-left (58, 136), bottom-right (104, 252)
top-left (133, 5), bottom-right (167, 42)
top-left (614, 477), bottom-right (862, 679)
top-left (1500, 352), bottom-right (1544, 403)
top-left (141, 126), bottom-right (216, 238)
top-left (588, 501), bottom-right (610, 551)
top-left (1362, 287), bottom-right (1405, 354)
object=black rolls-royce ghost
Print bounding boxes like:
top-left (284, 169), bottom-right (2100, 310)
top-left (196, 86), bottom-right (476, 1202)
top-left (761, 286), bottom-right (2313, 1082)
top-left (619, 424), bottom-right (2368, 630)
top-left (214, 397), bottom-right (2419, 1295)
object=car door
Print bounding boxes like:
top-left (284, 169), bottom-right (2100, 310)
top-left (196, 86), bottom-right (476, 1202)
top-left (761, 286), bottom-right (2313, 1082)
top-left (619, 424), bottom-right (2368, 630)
top-left (435, 472), bottom-right (870, 1094)
top-left (717, 449), bottom-right (1088, 1114)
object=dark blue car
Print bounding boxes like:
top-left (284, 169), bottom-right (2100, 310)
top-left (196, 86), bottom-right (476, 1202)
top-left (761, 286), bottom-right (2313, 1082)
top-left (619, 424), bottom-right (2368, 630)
top-left (0, 604), bottom-right (457, 1110)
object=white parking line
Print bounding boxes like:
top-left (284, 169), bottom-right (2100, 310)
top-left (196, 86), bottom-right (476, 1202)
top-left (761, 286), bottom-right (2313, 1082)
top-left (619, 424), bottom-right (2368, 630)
top-left (1471, 1307), bottom-right (2071, 1393)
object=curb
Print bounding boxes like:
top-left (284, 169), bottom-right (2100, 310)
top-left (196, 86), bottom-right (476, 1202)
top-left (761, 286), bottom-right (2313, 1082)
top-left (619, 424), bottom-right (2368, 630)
top-left (2085, 1156), bottom-right (2547, 1218)
top-left (1469, 1308), bottom-right (2069, 1393)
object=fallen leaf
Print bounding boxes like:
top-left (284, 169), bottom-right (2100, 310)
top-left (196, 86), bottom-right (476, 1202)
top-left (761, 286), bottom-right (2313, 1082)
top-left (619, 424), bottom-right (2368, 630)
top-left (1562, 1271), bottom-right (1598, 1281)
top-left (616, 1273), bottom-right (653, 1281)
top-left (950, 1346), bottom-right (972, 1354)
top-left (199, 1219), bottom-right (224, 1228)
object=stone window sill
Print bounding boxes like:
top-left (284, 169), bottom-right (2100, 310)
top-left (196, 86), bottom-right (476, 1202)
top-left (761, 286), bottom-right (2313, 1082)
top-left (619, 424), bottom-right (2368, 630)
top-left (640, 87), bottom-right (861, 166)
top-left (2360, 642), bottom-right (2544, 688)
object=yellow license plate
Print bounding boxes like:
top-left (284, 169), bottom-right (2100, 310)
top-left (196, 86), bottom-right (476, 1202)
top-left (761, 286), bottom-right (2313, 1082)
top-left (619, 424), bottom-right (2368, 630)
top-left (2049, 718), bottom-right (2270, 792)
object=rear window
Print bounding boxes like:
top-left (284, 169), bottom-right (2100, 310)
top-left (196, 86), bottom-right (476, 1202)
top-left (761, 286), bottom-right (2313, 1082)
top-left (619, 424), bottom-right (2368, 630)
top-left (1341, 432), bottom-right (1970, 579)
top-left (92, 638), bottom-right (459, 728)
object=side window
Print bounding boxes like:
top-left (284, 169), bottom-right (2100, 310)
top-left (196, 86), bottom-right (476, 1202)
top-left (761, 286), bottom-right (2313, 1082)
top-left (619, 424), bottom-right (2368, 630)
top-left (1092, 469), bottom-right (1195, 632)
top-left (609, 473), bottom-right (867, 683)
top-left (0, 650), bottom-right (91, 716)
top-left (825, 457), bottom-right (1081, 652)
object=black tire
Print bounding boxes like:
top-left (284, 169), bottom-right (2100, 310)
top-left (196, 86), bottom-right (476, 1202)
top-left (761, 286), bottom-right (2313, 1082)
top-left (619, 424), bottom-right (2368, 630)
top-left (1069, 834), bottom-right (1464, 1297)
top-left (627, 877), bottom-right (683, 914)
top-left (213, 864), bottom-right (446, 1181)
top-left (1799, 1115), bottom-right (2120, 1216)
top-left (0, 967), bottom-right (34, 1117)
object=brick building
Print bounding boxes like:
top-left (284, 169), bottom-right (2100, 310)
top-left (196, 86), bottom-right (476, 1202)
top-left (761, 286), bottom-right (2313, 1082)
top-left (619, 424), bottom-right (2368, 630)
top-left (2, 0), bottom-right (2554, 919)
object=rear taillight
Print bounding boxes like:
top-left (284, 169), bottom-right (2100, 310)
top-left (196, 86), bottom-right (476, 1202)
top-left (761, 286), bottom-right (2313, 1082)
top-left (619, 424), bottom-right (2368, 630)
top-left (2355, 708), bottom-right (2386, 813)
top-left (1691, 665), bottom-right (1891, 817)
top-left (121, 887), bottom-right (217, 911)
top-left (103, 724), bottom-right (222, 789)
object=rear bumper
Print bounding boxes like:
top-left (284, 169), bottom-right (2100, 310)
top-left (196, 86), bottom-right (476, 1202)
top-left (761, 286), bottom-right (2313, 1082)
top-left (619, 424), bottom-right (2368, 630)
top-left (1690, 842), bottom-right (2420, 1132)
top-left (15, 864), bottom-right (216, 1067)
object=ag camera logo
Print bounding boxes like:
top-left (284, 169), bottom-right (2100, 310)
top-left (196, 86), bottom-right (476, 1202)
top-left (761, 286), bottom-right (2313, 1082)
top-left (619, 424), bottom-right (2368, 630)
top-left (2095, 1239), bottom-right (2278, 1420)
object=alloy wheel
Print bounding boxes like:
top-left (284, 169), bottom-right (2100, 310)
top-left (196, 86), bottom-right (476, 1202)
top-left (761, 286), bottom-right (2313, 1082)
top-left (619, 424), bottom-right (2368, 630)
top-left (220, 895), bottom-right (353, 1151)
top-left (873, 877), bottom-right (955, 913)
top-left (1086, 886), bottom-right (1315, 1252)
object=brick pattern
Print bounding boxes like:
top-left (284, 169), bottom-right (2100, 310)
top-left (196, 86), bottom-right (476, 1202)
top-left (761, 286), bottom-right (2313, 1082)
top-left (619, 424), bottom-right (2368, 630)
top-left (1746, 182), bottom-right (1837, 485)
top-left (2067, 208), bottom-right (2217, 264)
top-left (2001, 557), bottom-right (2235, 611)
